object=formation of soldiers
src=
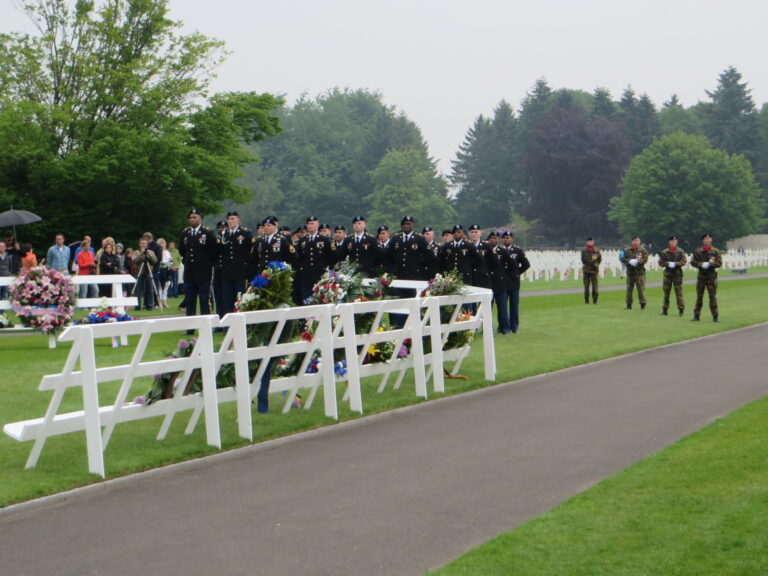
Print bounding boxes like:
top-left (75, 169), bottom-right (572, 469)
top-left (581, 233), bottom-right (723, 321)
top-left (178, 210), bottom-right (531, 334)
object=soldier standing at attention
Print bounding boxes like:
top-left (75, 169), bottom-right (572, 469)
top-left (467, 224), bottom-right (495, 289)
top-left (501, 231), bottom-right (530, 334)
top-left (212, 219), bottom-right (227, 317)
top-left (219, 211), bottom-right (252, 317)
top-left (342, 216), bottom-right (380, 277)
top-left (178, 209), bottom-right (220, 333)
top-left (658, 235), bottom-right (687, 316)
top-left (439, 224), bottom-right (478, 285)
top-left (421, 226), bottom-right (439, 280)
top-left (252, 215), bottom-right (296, 275)
top-left (387, 216), bottom-right (429, 281)
top-left (690, 233), bottom-right (722, 322)
top-left (580, 237), bottom-right (601, 304)
top-left (488, 231), bottom-right (512, 334)
top-left (620, 236), bottom-right (649, 310)
top-left (296, 215), bottom-right (337, 304)
top-left (333, 226), bottom-right (347, 250)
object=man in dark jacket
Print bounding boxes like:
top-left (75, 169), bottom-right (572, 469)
top-left (502, 231), bottom-right (530, 334)
top-left (178, 209), bottom-right (220, 327)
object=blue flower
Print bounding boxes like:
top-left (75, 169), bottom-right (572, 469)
top-left (268, 261), bottom-right (287, 272)
top-left (251, 274), bottom-right (270, 288)
top-left (334, 360), bottom-right (347, 377)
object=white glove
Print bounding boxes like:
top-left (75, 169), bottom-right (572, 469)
top-left (701, 262), bottom-right (710, 269)
top-left (667, 262), bottom-right (676, 269)
top-left (629, 258), bottom-right (638, 266)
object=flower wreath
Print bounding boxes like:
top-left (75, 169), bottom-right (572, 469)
top-left (9, 266), bottom-right (77, 335)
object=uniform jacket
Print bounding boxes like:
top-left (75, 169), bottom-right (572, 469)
top-left (220, 226), bottom-right (253, 281)
top-left (690, 246), bottom-right (722, 278)
top-left (296, 233), bottom-right (338, 286)
top-left (179, 226), bottom-right (219, 283)
top-left (489, 245), bottom-right (511, 292)
top-left (341, 232), bottom-right (381, 277)
top-left (505, 245), bottom-right (531, 290)
top-left (658, 247), bottom-right (687, 277)
top-left (620, 245), bottom-right (649, 275)
top-left (471, 240), bottom-right (496, 288)
top-left (439, 239), bottom-right (479, 285)
top-left (580, 247), bottom-right (602, 274)
top-left (387, 231), bottom-right (429, 281)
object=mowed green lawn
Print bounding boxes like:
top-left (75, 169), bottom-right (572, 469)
top-left (427, 394), bottom-right (768, 576)
top-left (0, 278), bottom-right (766, 507)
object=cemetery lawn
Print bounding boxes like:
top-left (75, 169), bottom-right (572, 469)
top-left (1, 278), bottom-right (767, 507)
top-left (427, 394), bottom-right (768, 576)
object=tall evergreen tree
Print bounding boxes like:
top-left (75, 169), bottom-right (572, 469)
top-left (618, 87), bottom-right (660, 154)
top-left (592, 87), bottom-right (617, 120)
top-left (659, 94), bottom-right (701, 135)
top-left (699, 66), bottom-right (760, 164)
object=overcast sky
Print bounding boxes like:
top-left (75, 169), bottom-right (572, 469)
top-left (4, 0), bottom-right (768, 172)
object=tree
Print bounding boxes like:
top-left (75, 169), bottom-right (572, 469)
top-left (0, 0), bottom-right (282, 245)
top-left (237, 88), bottom-right (435, 228)
top-left (618, 87), bottom-right (660, 154)
top-left (609, 132), bottom-right (765, 243)
top-left (592, 87), bottom-right (617, 120)
top-left (524, 105), bottom-right (631, 243)
top-left (659, 94), bottom-right (701, 135)
top-left (450, 100), bottom-right (522, 227)
top-left (367, 148), bottom-right (456, 230)
top-left (699, 66), bottom-right (759, 163)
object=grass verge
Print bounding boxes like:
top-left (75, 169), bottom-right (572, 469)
top-left (427, 394), bottom-right (768, 576)
top-left (1, 279), bottom-right (766, 507)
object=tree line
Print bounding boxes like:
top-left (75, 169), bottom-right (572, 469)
top-left (0, 1), bottom-right (765, 250)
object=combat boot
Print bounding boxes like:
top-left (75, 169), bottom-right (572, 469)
top-left (713, 314), bottom-right (719, 322)
top-left (626, 303), bottom-right (632, 310)
top-left (692, 314), bottom-right (700, 322)
top-left (640, 303), bottom-right (646, 310)
top-left (592, 294), bottom-right (598, 304)
top-left (585, 297), bottom-right (590, 304)
top-left (660, 308), bottom-right (668, 316)
top-left (678, 309), bottom-right (684, 317)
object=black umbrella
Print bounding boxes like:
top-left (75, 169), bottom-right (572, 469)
top-left (0, 208), bottom-right (43, 246)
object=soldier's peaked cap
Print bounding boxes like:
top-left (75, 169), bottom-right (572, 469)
top-left (468, 224), bottom-right (481, 231)
top-left (187, 208), bottom-right (201, 217)
top-left (377, 225), bottom-right (389, 233)
top-left (226, 210), bottom-right (239, 217)
top-left (306, 215), bottom-right (319, 223)
top-left (452, 224), bottom-right (464, 232)
top-left (501, 231), bottom-right (513, 237)
top-left (334, 225), bottom-right (346, 231)
top-left (487, 231), bottom-right (499, 238)
top-left (401, 215), bottom-right (415, 224)
top-left (421, 226), bottom-right (433, 233)
top-left (216, 220), bottom-right (227, 228)
top-left (263, 216), bottom-right (278, 225)
top-left (352, 216), bottom-right (366, 223)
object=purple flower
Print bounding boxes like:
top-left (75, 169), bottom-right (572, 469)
top-left (178, 339), bottom-right (190, 350)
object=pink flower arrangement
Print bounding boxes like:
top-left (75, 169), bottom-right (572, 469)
top-left (9, 266), bottom-right (77, 335)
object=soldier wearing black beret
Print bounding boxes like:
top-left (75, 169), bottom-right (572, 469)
top-left (342, 216), bottom-right (381, 277)
top-left (252, 216), bottom-right (297, 277)
top-left (295, 215), bottom-right (339, 304)
top-left (439, 224), bottom-right (479, 285)
top-left (219, 211), bottom-right (253, 317)
top-left (178, 209), bottom-right (220, 330)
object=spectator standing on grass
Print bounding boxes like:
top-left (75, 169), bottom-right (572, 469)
top-left (168, 240), bottom-right (181, 298)
top-left (19, 243), bottom-right (38, 270)
top-left (156, 238), bottom-right (173, 309)
top-left (76, 239), bottom-right (99, 298)
top-left (46, 234), bottom-right (70, 274)
top-left (0, 240), bottom-right (20, 300)
top-left (133, 237), bottom-right (158, 311)
top-left (115, 243), bottom-right (127, 273)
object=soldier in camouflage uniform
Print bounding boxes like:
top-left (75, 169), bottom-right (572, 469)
top-left (690, 233), bottom-right (722, 322)
top-left (580, 237), bottom-right (601, 304)
top-left (658, 235), bottom-right (687, 316)
top-left (620, 236), bottom-right (649, 310)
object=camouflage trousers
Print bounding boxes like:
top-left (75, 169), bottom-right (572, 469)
top-left (694, 276), bottom-right (718, 317)
top-left (626, 273), bottom-right (646, 305)
top-left (662, 273), bottom-right (684, 312)
top-left (583, 273), bottom-right (598, 301)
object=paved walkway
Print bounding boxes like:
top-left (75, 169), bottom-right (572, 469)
top-left (2, 324), bottom-right (767, 575)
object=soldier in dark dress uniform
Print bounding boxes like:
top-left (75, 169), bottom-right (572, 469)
top-left (467, 224), bottom-right (496, 289)
top-left (333, 226), bottom-right (347, 251)
top-left (178, 209), bottom-right (220, 331)
top-left (502, 231), bottom-right (530, 334)
top-left (219, 211), bottom-right (253, 317)
top-left (421, 226), bottom-right (439, 280)
top-left (439, 224), bottom-right (479, 285)
top-left (296, 215), bottom-right (338, 304)
top-left (488, 231), bottom-right (512, 334)
top-left (252, 216), bottom-right (297, 276)
top-left (376, 225), bottom-right (392, 274)
top-left (342, 216), bottom-right (381, 277)
top-left (387, 216), bottom-right (429, 281)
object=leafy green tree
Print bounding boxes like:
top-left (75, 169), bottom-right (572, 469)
top-left (367, 148), bottom-right (456, 230)
top-left (618, 88), bottom-right (660, 154)
top-left (659, 94), bottom-right (701, 135)
top-left (699, 67), bottom-right (759, 163)
top-left (451, 100), bottom-right (522, 227)
top-left (238, 88), bottom-right (434, 228)
top-left (609, 132), bottom-right (765, 243)
top-left (0, 0), bottom-right (282, 244)
top-left (524, 104), bottom-right (631, 243)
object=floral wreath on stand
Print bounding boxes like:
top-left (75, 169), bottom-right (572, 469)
top-left (9, 266), bottom-right (77, 337)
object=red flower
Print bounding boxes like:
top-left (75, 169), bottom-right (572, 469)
top-left (301, 331), bottom-right (313, 342)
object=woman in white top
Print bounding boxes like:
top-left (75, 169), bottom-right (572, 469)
top-left (156, 238), bottom-right (173, 309)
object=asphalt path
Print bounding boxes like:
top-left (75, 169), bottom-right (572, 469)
top-left (2, 323), bottom-right (768, 576)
